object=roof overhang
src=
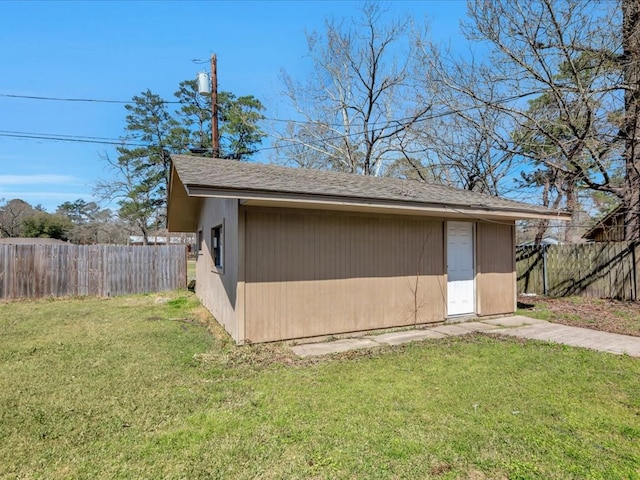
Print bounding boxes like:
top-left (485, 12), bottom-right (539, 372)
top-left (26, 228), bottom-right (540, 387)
top-left (182, 184), bottom-right (571, 222)
top-left (167, 165), bottom-right (203, 232)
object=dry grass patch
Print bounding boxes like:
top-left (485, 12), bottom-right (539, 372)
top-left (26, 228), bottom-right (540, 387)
top-left (519, 295), bottom-right (640, 337)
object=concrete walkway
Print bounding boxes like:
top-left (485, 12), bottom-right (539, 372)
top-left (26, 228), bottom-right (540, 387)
top-left (291, 315), bottom-right (640, 358)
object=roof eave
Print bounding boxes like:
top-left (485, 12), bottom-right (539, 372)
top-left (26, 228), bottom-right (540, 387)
top-left (581, 205), bottom-right (623, 239)
top-left (185, 185), bottom-right (570, 221)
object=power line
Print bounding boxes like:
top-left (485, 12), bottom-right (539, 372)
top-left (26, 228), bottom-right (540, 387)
top-left (0, 131), bottom-right (146, 147)
top-left (0, 130), bottom-right (139, 142)
top-left (2, 88), bottom-right (544, 130)
top-left (0, 93), bottom-right (181, 104)
top-left (0, 88), bottom-right (624, 158)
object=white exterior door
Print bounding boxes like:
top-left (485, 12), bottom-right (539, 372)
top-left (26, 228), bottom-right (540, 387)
top-left (447, 221), bottom-right (475, 316)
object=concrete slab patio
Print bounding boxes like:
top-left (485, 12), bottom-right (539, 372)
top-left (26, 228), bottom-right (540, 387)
top-left (291, 315), bottom-right (640, 358)
top-left (365, 329), bottom-right (447, 346)
top-left (492, 322), bottom-right (640, 357)
top-left (292, 338), bottom-right (380, 357)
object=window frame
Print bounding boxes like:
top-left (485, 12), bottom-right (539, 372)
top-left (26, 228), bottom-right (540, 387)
top-left (211, 222), bottom-right (224, 273)
top-left (197, 229), bottom-right (203, 256)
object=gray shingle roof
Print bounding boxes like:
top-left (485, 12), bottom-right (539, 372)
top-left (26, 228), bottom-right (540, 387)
top-left (171, 154), bottom-right (566, 218)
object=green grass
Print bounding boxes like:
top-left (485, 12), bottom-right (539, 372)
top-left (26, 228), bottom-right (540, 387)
top-left (187, 259), bottom-right (196, 282)
top-left (1, 294), bottom-right (640, 479)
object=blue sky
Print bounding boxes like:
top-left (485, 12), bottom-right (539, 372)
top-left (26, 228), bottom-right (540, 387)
top-left (0, 0), bottom-right (470, 212)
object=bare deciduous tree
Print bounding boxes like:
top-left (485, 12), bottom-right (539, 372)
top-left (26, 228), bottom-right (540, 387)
top-left (411, 67), bottom-right (520, 196)
top-left (0, 198), bottom-right (34, 238)
top-left (420, 0), bottom-right (639, 241)
top-left (275, 2), bottom-right (431, 176)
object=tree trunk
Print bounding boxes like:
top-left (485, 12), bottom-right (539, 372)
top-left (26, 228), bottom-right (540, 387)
top-left (534, 176), bottom-right (552, 245)
top-left (622, 0), bottom-right (640, 241)
top-left (564, 181), bottom-right (577, 244)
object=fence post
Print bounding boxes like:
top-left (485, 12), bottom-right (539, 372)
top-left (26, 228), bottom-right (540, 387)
top-left (633, 241), bottom-right (638, 301)
top-left (542, 245), bottom-right (548, 296)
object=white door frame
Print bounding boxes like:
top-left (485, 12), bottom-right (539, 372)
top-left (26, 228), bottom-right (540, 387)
top-left (446, 221), bottom-right (476, 317)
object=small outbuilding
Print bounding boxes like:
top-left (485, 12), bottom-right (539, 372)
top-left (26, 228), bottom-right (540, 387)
top-left (582, 206), bottom-right (625, 242)
top-left (168, 155), bottom-right (569, 344)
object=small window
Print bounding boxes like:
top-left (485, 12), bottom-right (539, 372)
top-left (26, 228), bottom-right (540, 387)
top-left (197, 230), bottom-right (203, 255)
top-left (211, 224), bottom-right (223, 270)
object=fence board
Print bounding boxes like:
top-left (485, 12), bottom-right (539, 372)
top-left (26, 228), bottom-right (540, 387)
top-left (516, 242), bottom-right (638, 300)
top-left (0, 244), bottom-right (187, 300)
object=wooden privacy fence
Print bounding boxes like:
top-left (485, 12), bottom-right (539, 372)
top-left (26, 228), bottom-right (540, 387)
top-left (516, 242), bottom-right (640, 300)
top-left (0, 244), bottom-right (187, 299)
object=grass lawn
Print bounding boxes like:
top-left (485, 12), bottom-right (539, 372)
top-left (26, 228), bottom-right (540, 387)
top-left (187, 259), bottom-right (196, 282)
top-left (1, 293), bottom-right (639, 479)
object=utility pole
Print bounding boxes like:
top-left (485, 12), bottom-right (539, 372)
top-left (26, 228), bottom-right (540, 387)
top-left (196, 53), bottom-right (220, 158)
top-left (210, 54), bottom-right (219, 158)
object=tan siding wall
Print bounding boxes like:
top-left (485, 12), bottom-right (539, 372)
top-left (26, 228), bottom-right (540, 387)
top-left (244, 209), bottom-right (446, 343)
top-left (476, 222), bottom-right (516, 316)
top-left (196, 198), bottom-right (240, 342)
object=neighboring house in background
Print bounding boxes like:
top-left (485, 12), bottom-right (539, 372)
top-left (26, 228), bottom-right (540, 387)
top-left (128, 232), bottom-right (195, 252)
top-left (167, 155), bottom-right (570, 344)
top-left (582, 206), bottom-right (625, 242)
top-left (0, 237), bottom-right (71, 245)
top-left (129, 235), bottom-right (167, 246)
top-left (517, 236), bottom-right (562, 247)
